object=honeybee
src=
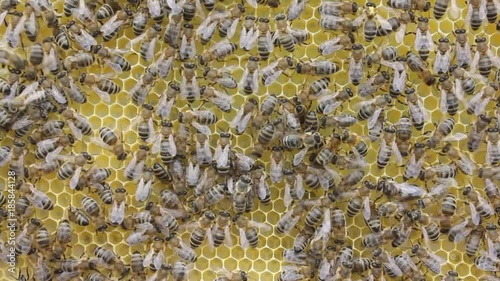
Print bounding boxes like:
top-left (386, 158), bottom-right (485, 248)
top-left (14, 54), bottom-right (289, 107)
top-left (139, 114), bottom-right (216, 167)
top-left (34, 134), bottom-right (74, 162)
top-left (403, 143), bottom-right (427, 181)
top-left (395, 253), bottom-right (425, 280)
top-left (181, 211), bottom-right (215, 249)
top-left (276, 203), bottom-right (307, 234)
top-left (91, 44), bottom-right (130, 74)
top-left (425, 117), bottom-right (466, 149)
top-left (233, 213), bottom-right (271, 249)
top-left (179, 108), bottom-right (217, 136)
top-left (438, 75), bottom-right (459, 116)
top-left (79, 73), bottom-right (121, 103)
top-left (68, 205), bottom-right (90, 226)
top-left (359, 71), bottom-right (391, 98)
top-left (179, 63), bottom-right (200, 103)
top-left (94, 246), bottom-right (130, 277)
top-left (486, 128), bottom-right (500, 165)
top-left (406, 52), bottom-right (436, 85)
top-left (200, 86), bottom-right (233, 113)
top-left (371, 178), bottom-right (426, 201)
top-left (450, 65), bottom-right (478, 99)
top-left (470, 37), bottom-right (500, 77)
top-left (468, 83), bottom-right (498, 116)
top-left (240, 57), bottom-right (260, 95)
top-left (440, 143), bottom-right (476, 175)
top-left (166, 233), bottom-right (197, 263)
top-left (155, 83), bottom-right (179, 120)
top-left (203, 66), bottom-right (237, 90)
top-left (353, 2), bottom-right (393, 42)
top-left (463, 185), bottom-right (494, 225)
top-left (475, 254), bottom-right (500, 272)
top-left (283, 169), bottom-right (305, 207)
top-left (372, 248), bottom-right (403, 277)
top-left (56, 71), bottom-right (86, 104)
top-left (109, 187), bottom-right (126, 225)
top-left (362, 227), bottom-right (398, 248)
top-left (411, 17), bottom-right (434, 61)
top-left (261, 56), bottom-right (295, 86)
top-left (230, 98), bottom-right (257, 135)
top-left (218, 4), bottom-right (245, 39)
top-left (129, 69), bottom-right (157, 106)
top-left (321, 34), bottom-right (355, 58)
top-left (467, 115), bottom-right (491, 153)
top-left (198, 39), bottom-right (237, 65)
top-left (91, 127), bottom-right (128, 160)
top-left (15, 218), bottom-right (40, 254)
top-left (100, 8), bottom-right (133, 41)
top-left (355, 94), bottom-right (392, 130)
top-left (124, 145), bottom-right (149, 181)
top-left (57, 152), bottom-right (93, 190)
top-left (239, 15), bottom-right (258, 51)
top-left (296, 59), bottom-right (339, 76)
top-left (434, 0), bottom-right (460, 19)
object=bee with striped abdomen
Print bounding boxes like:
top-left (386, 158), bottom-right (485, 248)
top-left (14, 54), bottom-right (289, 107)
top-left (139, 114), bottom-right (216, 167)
top-left (79, 73), bottom-right (121, 103)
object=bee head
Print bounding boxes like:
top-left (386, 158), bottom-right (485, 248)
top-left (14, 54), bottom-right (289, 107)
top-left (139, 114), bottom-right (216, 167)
top-left (79, 73), bottom-right (87, 84)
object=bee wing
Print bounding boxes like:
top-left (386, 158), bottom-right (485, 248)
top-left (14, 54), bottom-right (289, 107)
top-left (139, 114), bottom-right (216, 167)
top-left (156, 94), bottom-right (169, 119)
top-left (264, 69), bottom-right (283, 86)
top-left (124, 155), bottom-right (138, 178)
top-left (470, 48), bottom-right (480, 74)
top-left (224, 225), bottom-right (233, 247)
top-left (318, 208), bottom-right (332, 239)
top-left (25, 91), bottom-right (46, 105)
top-left (46, 146), bottom-right (64, 163)
top-left (12, 117), bottom-right (34, 130)
top-left (206, 227), bottom-right (214, 249)
top-left (376, 15), bottom-right (393, 30)
top-left (293, 147), bottom-right (308, 166)
top-left (236, 112), bottom-right (252, 135)
top-left (166, 0), bottom-right (184, 15)
top-left (245, 29), bottom-right (260, 51)
top-left (192, 121), bottom-right (211, 136)
top-left (456, 154), bottom-right (476, 175)
top-left (421, 225), bottom-right (432, 248)
top-left (449, 0), bottom-right (460, 18)
top-left (69, 167), bottom-right (82, 190)
top-left (368, 108), bottom-right (383, 129)
top-left (136, 178), bottom-right (152, 202)
top-left (479, 0), bottom-right (487, 19)
top-left (393, 182), bottom-right (426, 198)
top-left (257, 175), bottom-right (268, 200)
top-left (0, 10), bottom-right (7, 25)
top-left (443, 132), bottom-right (467, 142)
top-left (468, 90), bottom-right (485, 112)
top-left (469, 203), bottom-right (480, 226)
top-left (349, 57), bottom-right (363, 84)
top-left (475, 96), bottom-right (492, 116)
top-left (91, 85), bottom-right (111, 103)
top-left (295, 174), bottom-right (305, 199)
top-left (352, 14), bottom-right (366, 27)
top-left (440, 89), bottom-right (448, 114)
top-left (227, 19), bottom-right (240, 39)
top-left (239, 26), bottom-right (249, 48)
top-left (249, 220), bottom-right (272, 232)
top-left (251, 70), bottom-right (259, 94)
top-left (91, 137), bottom-right (113, 150)
top-left (110, 201), bottom-right (126, 225)
top-left (74, 29), bottom-right (97, 51)
top-left (319, 38), bottom-right (342, 55)
top-left (487, 49), bottom-right (500, 69)
top-left (385, 255), bottom-right (403, 277)
top-left (212, 90), bottom-right (233, 111)
top-left (270, 158), bottom-right (283, 183)
top-left (143, 248), bottom-right (155, 267)
top-left (245, 0), bottom-right (258, 8)
top-left (67, 120), bottom-right (83, 141)
top-left (100, 15), bottom-right (122, 36)
top-left (362, 197), bottom-right (371, 221)
top-left (216, 145), bottom-right (230, 167)
top-left (239, 227), bottom-right (249, 249)
top-left (395, 23), bottom-right (406, 44)
top-left (159, 57), bottom-right (174, 79)
top-left (284, 182), bottom-right (292, 207)
top-left (415, 28), bottom-right (426, 50)
top-left (150, 135), bottom-right (162, 155)
top-left (319, 258), bottom-right (333, 280)
top-left (265, 30), bottom-right (274, 52)
top-left (455, 78), bottom-right (465, 101)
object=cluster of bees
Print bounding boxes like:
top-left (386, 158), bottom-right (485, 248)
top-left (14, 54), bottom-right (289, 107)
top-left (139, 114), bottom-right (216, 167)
top-left (0, 0), bottom-right (500, 279)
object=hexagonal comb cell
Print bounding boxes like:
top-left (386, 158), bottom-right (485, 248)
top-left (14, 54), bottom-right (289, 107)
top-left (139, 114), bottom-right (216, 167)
top-left (0, 0), bottom-right (499, 280)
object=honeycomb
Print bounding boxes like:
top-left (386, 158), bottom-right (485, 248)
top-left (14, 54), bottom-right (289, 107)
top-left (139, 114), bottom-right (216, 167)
top-left (0, 0), bottom-right (500, 279)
